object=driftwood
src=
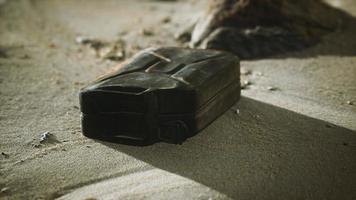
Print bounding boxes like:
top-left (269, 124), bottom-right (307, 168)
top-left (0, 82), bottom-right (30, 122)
top-left (191, 0), bottom-right (351, 59)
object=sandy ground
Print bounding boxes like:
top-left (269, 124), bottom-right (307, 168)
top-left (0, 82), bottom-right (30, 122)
top-left (0, 0), bottom-right (356, 199)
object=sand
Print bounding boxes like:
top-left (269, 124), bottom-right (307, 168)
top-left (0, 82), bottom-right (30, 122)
top-left (0, 0), bottom-right (356, 199)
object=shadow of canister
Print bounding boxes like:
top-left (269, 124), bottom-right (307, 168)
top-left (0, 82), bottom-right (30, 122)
top-left (102, 97), bottom-right (356, 200)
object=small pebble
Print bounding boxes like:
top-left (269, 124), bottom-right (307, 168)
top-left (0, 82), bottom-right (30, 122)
top-left (40, 131), bottom-right (50, 143)
top-left (84, 197), bottom-right (97, 200)
top-left (174, 31), bottom-right (190, 42)
top-left (243, 80), bottom-right (251, 85)
top-left (235, 109), bottom-right (240, 115)
top-left (161, 16), bottom-right (171, 24)
top-left (131, 44), bottom-right (142, 51)
top-left (48, 43), bottom-right (56, 48)
top-left (240, 68), bottom-right (251, 75)
top-left (74, 81), bottom-right (84, 86)
top-left (1, 152), bottom-right (9, 158)
top-left (86, 145), bottom-right (91, 148)
top-left (267, 86), bottom-right (278, 91)
top-left (118, 30), bottom-right (128, 36)
top-left (256, 71), bottom-right (263, 76)
top-left (75, 36), bottom-right (93, 45)
top-left (0, 187), bottom-right (10, 194)
top-left (241, 80), bottom-right (251, 89)
top-left (104, 49), bottom-right (125, 61)
top-left (20, 54), bottom-right (30, 59)
top-left (346, 101), bottom-right (354, 105)
top-left (140, 28), bottom-right (154, 36)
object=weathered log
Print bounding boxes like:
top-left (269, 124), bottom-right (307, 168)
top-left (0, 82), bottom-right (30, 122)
top-left (191, 0), bottom-right (350, 59)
